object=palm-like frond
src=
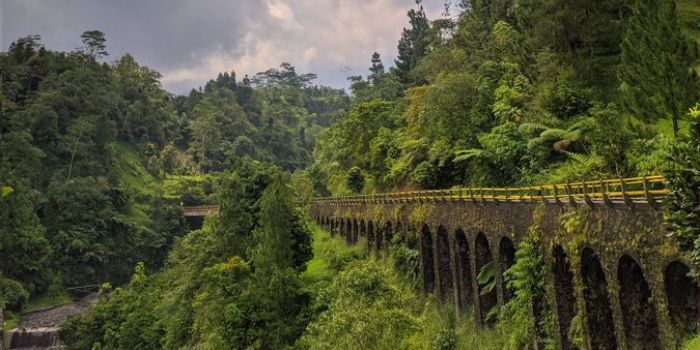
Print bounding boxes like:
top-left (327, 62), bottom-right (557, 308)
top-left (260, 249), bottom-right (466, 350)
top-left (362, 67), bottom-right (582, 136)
top-left (454, 148), bottom-right (486, 162)
top-left (526, 117), bottom-right (594, 152)
top-left (518, 122), bottom-right (550, 136)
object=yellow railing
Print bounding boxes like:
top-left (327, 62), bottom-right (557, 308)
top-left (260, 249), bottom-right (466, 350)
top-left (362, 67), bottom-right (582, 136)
top-left (312, 175), bottom-right (669, 206)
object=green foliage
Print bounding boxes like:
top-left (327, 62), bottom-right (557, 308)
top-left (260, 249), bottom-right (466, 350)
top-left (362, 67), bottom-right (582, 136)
top-left (313, 0), bottom-right (696, 193)
top-left (346, 166), bottom-right (365, 193)
top-left (620, 0), bottom-right (699, 135)
top-left (0, 277), bottom-right (29, 310)
top-left (389, 229), bottom-right (421, 290)
top-left (162, 174), bottom-right (218, 205)
top-left (61, 170), bottom-right (313, 349)
top-left (477, 262), bottom-right (497, 297)
top-left (682, 333), bottom-right (700, 350)
top-left (298, 258), bottom-right (455, 350)
top-left (499, 239), bottom-right (555, 350)
top-left (0, 35), bottom-right (186, 295)
top-left (181, 63), bottom-right (347, 173)
top-left (666, 104), bottom-right (700, 277)
top-left (0, 187), bottom-right (51, 296)
top-left (301, 222), bottom-right (363, 287)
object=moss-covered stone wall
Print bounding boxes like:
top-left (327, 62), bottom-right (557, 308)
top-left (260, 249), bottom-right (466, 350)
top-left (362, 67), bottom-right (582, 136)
top-left (311, 200), bottom-right (695, 350)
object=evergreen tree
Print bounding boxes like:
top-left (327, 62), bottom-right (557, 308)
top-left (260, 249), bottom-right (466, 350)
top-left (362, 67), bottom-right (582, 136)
top-left (620, 0), bottom-right (699, 134)
top-left (79, 30), bottom-right (108, 58)
top-left (393, 2), bottom-right (432, 85)
top-left (249, 179), bottom-right (311, 348)
top-left (370, 52), bottom-right (385, 79)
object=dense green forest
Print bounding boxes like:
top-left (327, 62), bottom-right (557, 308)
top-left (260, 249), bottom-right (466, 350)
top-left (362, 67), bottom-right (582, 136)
top-left (0, 31), bottom-right (345, 313)
top-left (2, 0), bottom-right (700, 348)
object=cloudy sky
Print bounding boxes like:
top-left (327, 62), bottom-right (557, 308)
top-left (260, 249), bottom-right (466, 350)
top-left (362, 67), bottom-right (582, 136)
top-left (1, 0), bottom-right (447, 94)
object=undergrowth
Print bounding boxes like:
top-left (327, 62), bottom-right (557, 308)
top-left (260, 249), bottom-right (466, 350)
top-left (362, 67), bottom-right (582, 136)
top-left (298, 223), bottom-right (509, 350)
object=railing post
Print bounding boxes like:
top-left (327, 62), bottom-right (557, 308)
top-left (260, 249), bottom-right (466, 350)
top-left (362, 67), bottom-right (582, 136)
top-left (566, 181), bottom-right (575, 205)
top-left (601, 179), bottom-right (612, 206)
top-left (620, 177), bottom-right (633, 207)
top-left (553, 184), bottom-right (560, 204)
top-left (582, 180), bottom-right (593, 206)
top-left (540, 185), bottom-right (546, 203)
top-left (643, 176), bottom-right (656, 205)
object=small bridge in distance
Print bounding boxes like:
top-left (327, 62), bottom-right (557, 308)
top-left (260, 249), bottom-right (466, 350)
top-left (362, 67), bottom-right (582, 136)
top-left (181, 204), bottom-right (220, 217)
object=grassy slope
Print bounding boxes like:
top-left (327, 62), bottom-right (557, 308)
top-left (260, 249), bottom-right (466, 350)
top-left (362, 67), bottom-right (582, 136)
top-left (299, 222), bottom-right (508, 349)
top-left (301, 221), bottom-right (363, 288)
top-left (108, 142), bottom-right (162, 231)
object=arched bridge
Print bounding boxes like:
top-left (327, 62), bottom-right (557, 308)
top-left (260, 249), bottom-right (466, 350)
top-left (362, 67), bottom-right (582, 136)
top-left (309, 176), bottom-right (700, 350)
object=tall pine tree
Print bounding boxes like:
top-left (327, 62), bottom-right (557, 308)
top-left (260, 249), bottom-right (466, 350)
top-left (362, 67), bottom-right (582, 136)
top-left (248, 179), bottom-right (312, 348)
top-left (393, 1), bottom-right (432, 85)
top-left (620, 0), bottom-right (698, 135)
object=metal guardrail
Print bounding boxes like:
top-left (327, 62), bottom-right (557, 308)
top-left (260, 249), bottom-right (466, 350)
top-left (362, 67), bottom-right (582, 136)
top-left (312, 175), bottom-right (669, 206)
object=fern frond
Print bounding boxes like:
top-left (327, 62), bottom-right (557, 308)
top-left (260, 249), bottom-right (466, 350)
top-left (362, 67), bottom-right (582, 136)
top-left (518, 122), bottom-right (550, 136)
top-left (454, 149), bottom-right (485, 162)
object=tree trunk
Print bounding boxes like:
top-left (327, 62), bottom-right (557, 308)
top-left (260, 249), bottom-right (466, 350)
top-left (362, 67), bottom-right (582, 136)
top-left (673, 116), bottom-right (680, 137)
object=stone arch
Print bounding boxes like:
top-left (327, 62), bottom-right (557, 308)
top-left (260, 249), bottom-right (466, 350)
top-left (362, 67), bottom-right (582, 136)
top-left (455, 229), bottom-right (472, 309)
top-left (376, 221), bottom-right (384, 252)
top-left (346, 218), bottom-right (353, 243)
top-left (407, 223), bottom-right (418, 250)
top-left (384, 222), bottom-right (394, 253)
top-left (359, 220), bottom-right (366, 240)
top-left (352, 218), bottom-right (359, 244)
top-left (475, 232), bottom-right (496, 324)
top-left (498, 237), bottom-right (516, 303)
top-left (437, 225), bottom-right (453, 301)
top-left (617, 255), bottom-right (661, 349)
top-left (665, 261), bottom-right (700, 338)
top-left (552, 245), bottom-right (576, 350)
top-left (421, 224), bottom-right (436, 293)
top-left (581, 248), bottom-right (617, 350)
top-left (367, 221), bottom-right (375, 252)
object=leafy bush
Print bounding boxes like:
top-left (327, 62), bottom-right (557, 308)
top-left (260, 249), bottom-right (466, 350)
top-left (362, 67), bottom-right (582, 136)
top-left (0, 277), bottom-right (29, 310)
top-left (666, 105), bottom-right (700, 277)
top-left (499, 239), bottom-right (556, 350)
top-left (346, 166), bottom-right (365, 193)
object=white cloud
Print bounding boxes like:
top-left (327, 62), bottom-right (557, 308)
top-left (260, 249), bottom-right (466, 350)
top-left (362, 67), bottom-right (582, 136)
top-left (160, 0), bottom-right (445, 90)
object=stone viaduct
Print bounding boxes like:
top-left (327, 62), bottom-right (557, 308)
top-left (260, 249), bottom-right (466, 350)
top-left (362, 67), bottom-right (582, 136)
top-left (309, 176), bottom-right (700, 350)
